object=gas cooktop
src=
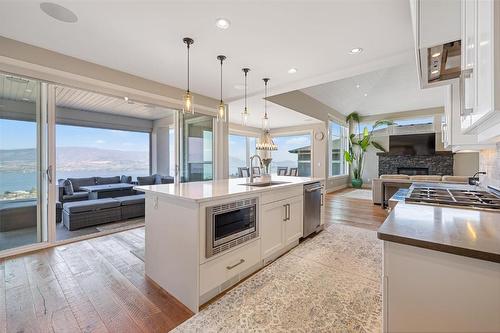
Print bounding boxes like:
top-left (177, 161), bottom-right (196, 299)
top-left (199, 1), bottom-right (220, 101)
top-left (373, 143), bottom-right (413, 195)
top-left (405, 184), bottom-right (500, 211)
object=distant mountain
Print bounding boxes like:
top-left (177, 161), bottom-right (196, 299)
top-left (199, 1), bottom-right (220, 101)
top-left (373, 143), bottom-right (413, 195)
top-left (0, 147), bottom-right (148, 172)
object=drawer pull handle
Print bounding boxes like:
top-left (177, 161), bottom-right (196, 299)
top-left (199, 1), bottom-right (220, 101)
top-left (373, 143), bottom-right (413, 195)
top-left (226, 259), bottom-right (245, 270)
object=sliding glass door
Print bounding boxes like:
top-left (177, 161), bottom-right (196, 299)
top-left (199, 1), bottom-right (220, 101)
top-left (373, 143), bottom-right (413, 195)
top-left (0, 73), bottom-right (49, 252)
top-left (180, 113), bottom-right (214, 182)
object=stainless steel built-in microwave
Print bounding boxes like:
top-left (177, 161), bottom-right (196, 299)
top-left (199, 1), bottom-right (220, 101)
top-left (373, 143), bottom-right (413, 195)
top-left (206, 197), bottom-right (258, 258)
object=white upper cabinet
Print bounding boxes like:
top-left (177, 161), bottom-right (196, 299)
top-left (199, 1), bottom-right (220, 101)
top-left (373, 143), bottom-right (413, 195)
top-left (460, 0), bottom-right (500, 142)
top-left (418, 0), bottom-right (462, 48)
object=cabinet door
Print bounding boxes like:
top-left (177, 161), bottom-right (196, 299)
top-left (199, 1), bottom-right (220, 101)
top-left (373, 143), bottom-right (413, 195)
top-left (284, 196), bottom-right (303, 245)
top-left (261, 199), bottom-right (286, 259)
top-left (461, 0), bottom-right (477, 131)
top-left (474, 0), bottom-right (493, 124)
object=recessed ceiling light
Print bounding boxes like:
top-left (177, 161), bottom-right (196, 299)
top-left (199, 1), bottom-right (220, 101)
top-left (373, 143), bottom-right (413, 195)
top-left (355, 84), bottom-right (360, 89)
top-left (215, 18), bottom-right (231, 29)
top-left (363, 93), bottom-right (368, 97)
top-left (431, 70), bottom-right (439, 74)
top-left (349, 47), bottom-right (363, 55)
top-left (123, 96), bottom-right (129, 101)
top-left (40, 2), bottom-right (78, 23)
top-left (432, 52), bottom-right (441, 58)
top-left (288, 68), bottom-right (297, 74)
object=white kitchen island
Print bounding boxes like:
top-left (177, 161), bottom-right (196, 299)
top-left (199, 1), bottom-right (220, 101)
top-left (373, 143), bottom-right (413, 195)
top-left (135, 176), bottom-right (325, 313)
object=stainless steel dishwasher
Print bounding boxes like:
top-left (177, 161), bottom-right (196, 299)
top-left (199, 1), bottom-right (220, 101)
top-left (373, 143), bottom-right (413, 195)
top-left (303, 182), bottom-right (323, 237)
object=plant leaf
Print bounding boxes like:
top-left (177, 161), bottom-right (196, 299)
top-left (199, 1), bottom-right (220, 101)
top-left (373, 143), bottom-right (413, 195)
top-left (373, 119), bottom-right (395, 130)
top-left (345, 112), bottom-right (361, 124)
top-left (359, 136), bottom-right (370, 150)
top-left (363, 127), bottom-right (369, 137)
top-left (344, 150), bottom-right (353, 163)
top-left (371, 140), bottom-right (387, 152)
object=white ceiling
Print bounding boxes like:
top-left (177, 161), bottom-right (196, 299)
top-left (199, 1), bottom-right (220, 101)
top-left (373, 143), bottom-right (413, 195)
top-left (228, 94), bottom-right (321, 129)
top-left (300, 62), bottom-right (446, 116)
top-left (0, 0), bottom-right (414, 106)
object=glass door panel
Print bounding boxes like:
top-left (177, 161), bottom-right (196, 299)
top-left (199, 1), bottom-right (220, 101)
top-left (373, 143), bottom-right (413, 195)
top-left (0, 73), bottom-right (46, 252)
top-left (180, 114), bottom-right (214, 182)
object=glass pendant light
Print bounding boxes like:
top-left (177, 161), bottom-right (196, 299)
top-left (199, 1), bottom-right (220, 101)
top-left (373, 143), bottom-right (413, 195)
top-left (217, 55), bottom-right (226, 122)
top-left (262, 78), bottom-right (270, 130)
top-left (241, 68), bottom-right (250, 125)
top-left (256, 78), bottom-right (278, 151)
top-left (182, 37), bottom-right (194, 114)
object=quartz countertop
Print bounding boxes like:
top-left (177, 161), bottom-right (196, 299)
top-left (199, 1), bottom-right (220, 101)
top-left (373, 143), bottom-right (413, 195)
top-left (135, 176), bottom-right (324, 203)
top-left (378, 202), bottom-right (500, 263)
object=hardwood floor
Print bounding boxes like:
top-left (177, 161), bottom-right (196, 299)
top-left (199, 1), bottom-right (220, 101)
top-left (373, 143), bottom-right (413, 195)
top-left (0, 228), bottom-right (192, 333)
top-left (0, 188), bottom-right (387, 333)
top-left (324, 188), bottom-right (388, 231)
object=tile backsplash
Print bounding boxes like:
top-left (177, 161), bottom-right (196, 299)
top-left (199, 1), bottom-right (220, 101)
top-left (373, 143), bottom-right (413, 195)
top-left (479, 143), bottom-right (500, 188)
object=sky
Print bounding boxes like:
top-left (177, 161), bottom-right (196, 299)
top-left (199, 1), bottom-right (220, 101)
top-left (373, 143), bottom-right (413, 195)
top-left (0, 119), bottom-right (149, 151)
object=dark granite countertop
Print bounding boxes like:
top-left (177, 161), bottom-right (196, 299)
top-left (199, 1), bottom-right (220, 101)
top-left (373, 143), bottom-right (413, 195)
top-left (377, 202), bottom-right (500, 263)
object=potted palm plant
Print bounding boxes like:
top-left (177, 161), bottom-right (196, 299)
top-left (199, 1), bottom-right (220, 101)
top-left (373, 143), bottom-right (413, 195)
top-left (344, 112), bottom-right (394, 188)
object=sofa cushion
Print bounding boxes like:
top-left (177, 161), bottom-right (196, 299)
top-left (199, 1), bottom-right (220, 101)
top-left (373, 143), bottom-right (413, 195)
top-left (62, 191), bottom-right (89, 201)
top-left (114, 194), bottom-right (145, 206)
top-left (409, 175), bottom-right (443, 182)
top-left (154, 174), bottom-right (174, 184)
top-left (62, 179), bottom-right (74, 195)
top-left (442, 175), bottom-right (468, 183)
top-left (68, 177), bottom-right (96, 191)
top-left (380, 174), bottom-right (410, 180)
top-left (137, 175), bottom-right (155, 186)
top-left (96, 176), bottom-right (120, 185)
top-left (120, 175), bottom-right (132, 183)
top-left (63, 198), bottom-right (120, 214)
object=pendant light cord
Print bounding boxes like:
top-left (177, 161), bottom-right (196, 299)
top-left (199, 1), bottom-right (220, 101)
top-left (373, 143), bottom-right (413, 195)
top-left (220, 58), bottom-right (223, 102)
top-left (187, 43), bottom-right (190, 92)
top-left (264, 80), bottom-right (268, 117)
top-left (244, 71), bottom-right (247, 110)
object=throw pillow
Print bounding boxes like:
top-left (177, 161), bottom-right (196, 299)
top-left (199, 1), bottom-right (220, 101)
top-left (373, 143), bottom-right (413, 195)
top-left (120, 175), bottom-right (132, 183)
top-left (63, 179), bottom-right (74, 195)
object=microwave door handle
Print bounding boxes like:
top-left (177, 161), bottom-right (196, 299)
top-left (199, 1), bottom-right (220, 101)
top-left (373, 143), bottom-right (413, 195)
top-left (283, 204), bottom-right (287, 221)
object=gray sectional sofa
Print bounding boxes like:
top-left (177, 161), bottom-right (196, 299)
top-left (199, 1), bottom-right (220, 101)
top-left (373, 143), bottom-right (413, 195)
top-left (57, 174), bottom-right (173, 230)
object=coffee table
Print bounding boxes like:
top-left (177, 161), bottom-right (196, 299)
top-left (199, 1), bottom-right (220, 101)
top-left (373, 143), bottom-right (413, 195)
top-left (79, 183), bottom-right (135, 200)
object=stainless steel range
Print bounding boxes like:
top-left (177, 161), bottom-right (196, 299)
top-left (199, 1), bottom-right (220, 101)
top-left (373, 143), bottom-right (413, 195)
top-left (405, 183), bottom-right (500, 211)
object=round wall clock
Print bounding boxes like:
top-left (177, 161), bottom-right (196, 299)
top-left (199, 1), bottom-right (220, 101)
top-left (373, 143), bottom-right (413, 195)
top-left (315, 131), bottom-right (325, 141)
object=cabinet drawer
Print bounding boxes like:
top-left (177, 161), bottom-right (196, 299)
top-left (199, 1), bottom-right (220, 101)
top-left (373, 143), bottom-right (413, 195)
top-left (200, 239), bottom-right (260, 296)
top-left (261, 186), bottom-right (302, 204)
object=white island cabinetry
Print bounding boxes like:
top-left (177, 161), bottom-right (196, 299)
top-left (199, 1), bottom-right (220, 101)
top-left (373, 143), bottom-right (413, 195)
top-left (136, 176), bottom-right (323, 313)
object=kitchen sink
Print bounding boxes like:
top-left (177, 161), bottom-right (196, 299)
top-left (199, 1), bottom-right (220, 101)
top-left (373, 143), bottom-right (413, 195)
top-left (239, 181), bottom-right (291, 187)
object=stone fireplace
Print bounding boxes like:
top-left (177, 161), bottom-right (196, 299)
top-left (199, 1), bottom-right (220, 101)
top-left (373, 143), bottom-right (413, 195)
top-left (377, 152), bottom-right (454, 176)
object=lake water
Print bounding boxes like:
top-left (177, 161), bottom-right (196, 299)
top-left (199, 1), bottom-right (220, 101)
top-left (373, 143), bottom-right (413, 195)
top-left (0, 169), bottom-right (150, 193)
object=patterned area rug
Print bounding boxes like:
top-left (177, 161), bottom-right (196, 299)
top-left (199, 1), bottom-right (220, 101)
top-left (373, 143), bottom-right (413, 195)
top-left (338, 189), bottom-right (373, 201)
top-left (172, 223), bottom-right (382, 333)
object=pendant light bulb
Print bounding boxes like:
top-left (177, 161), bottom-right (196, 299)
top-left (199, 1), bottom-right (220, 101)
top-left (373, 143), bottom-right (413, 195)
top-left (217, 55), bottom-right (227, 122)
top-left (241, 68), bottom-right (250, 125)
top-left (182, 37), bottom-right (195, 114)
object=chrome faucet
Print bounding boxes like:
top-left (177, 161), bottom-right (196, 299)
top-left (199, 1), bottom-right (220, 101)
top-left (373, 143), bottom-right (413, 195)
top-left (249, 155), bottom-right (263, 183)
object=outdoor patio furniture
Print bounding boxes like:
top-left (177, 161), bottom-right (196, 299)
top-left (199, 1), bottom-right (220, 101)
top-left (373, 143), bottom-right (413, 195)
top-left (0, 200), bottom-right (37, 232)
top-left (58, 175), bottom-right (135, 203)
top-left (62, 198), bottom-right (122, 231)
top-left (287, 167), bottom-right (298, 176)
top-left (79, 183), bottom-right (135, 200)
top-left (137, 174), bottom-right (174, 185)
top-left (238, 167), bottom-right (250, 177)
top-left (277, 167), bottom-right (288, 176)
top-left (114, 194), bottom-right (145, 219)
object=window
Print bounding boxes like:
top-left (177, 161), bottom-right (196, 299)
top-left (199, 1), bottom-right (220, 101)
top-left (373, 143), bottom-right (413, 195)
top-left (271, 134), bottom-right (311, 176)
top-left (56, 125), bottom-right (150, 181)
top-left (329, 121), bottom-right (349, 177)
top-left (228, 134), bottom-right (257, 177)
